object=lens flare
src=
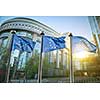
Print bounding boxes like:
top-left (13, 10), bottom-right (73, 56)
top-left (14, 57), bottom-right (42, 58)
top-left (74, 51), bottom-right (88, 59)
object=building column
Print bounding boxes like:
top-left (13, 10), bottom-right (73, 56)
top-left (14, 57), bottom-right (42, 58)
top-left (56, 50), bottom-right (59, 68)
top-left (49, 52), bottom-right (53, 63)
top-left (61, 50), bottom-right (66, 69)
top-left (66, 53), bottom-right (69, 70)
top-left (61, 50), bottom-right (64, 66)
top-left (32, 33), bottom-right (38, 55)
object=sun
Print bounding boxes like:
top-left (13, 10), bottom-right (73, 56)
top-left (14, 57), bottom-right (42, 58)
top-left (74, 51), bottom-right (88, 59)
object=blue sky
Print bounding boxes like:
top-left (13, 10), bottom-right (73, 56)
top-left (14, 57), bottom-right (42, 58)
top-left (0, 16), bottom-right (92, 40)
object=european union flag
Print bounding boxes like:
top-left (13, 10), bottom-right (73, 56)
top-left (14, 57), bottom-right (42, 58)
top-left (12, 34), bottom-right (36, 53)
top-left (42, 36), bottom-right (66, 52)
top-left (72, 36), bottom-right (97, 53)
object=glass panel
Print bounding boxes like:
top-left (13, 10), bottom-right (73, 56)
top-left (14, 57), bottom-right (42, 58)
top-left (0, 35), bottom-right (9, 82)
top-left (2, 38), bottom-right (8, 48)
top-left (16, 31), bottom-right (27, 36)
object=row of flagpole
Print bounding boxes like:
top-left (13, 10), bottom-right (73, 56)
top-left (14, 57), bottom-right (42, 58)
top-left (6, 31), bottom-right (74, 83)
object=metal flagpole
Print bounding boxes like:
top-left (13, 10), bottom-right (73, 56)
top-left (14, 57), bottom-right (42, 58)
top-left (12, 57), bottom-right (17, 79)
top-left (69, 33), bottom-right (74, 83)
top-left (6, 30), bottom-right (16, 83)
top-left (37, 32), bottom-right (44, 83)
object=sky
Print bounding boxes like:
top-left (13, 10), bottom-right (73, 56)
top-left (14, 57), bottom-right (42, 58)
top-left (0, 16), bottom-right (92, 40)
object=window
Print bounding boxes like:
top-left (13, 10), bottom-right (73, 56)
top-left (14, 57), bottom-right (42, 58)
top-left (2, 37), bottom-right (8, 48)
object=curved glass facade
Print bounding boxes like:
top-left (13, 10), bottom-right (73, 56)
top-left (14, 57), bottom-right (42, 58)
top-left (0, 17), bottom-right (68, 83)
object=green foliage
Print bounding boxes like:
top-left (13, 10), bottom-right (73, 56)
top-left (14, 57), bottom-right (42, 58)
top-left (42, 56), bottom-right (51, 77)
top-left (24, 52), bottom-right (69, 78)
top-left (24, 52), bottom-right (57, 79)
top-left (0, 48), bottom-right (10, 70)
top-left (24, 52), bottom-right (39, 79)
top-left (0, 48), bottom-right (10, 82)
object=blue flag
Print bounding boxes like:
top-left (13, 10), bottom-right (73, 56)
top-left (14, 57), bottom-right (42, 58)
top-left (72, 36), bottom-right (97, 53)
top-left (12, 34), bottom-right (36, 53)
top-left (42, 36), bottom-right (66, 52)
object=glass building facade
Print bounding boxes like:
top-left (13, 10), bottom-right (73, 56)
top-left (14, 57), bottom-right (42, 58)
top-left (88, 16), bottom-right (100, 54)
top-left (0, 17), bottom-right (99, 83)
top-left (0, 17), bottom-right (69, 82)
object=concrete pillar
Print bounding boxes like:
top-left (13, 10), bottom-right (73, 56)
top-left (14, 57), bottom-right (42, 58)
top-left (63, 53), bottom-right (65, 67)
top-left (56, 50), bottom-right (59, 68)
top-left (66, 53), bottom-right (69, 70)
top-left (32, 33), bottom-right (38, 55)
top-left (49, 52), bottom-right (53, 63)
top-left (61, 50), bottom-right (64, 67)
top-left (32, 33), bottom-right (37, 41)
top-left (61, 50), bottom-right (67, 69)
top-left (63, 53), bottom-right (67, 69)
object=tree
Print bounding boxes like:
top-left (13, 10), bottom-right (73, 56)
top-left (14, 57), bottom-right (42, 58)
top-left (24, 51), bottom-right (39, 79)
top-left (0, 48), bottom-right (10, 82)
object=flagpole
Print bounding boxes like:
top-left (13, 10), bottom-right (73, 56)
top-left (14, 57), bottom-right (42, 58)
top-left (69, 33), bottom-right (74, 83)
top-left (6, 30), bottom-right (16, 83)
top-left (37, 32), bottom-right (44, 83)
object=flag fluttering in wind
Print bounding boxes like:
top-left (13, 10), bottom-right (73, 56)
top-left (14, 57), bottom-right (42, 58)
top-left (42, 36), bottom-right (66, 52)
top-left (12, 34), bottom-right (36, 53)
top-left (72, 36), bottom-right (97, 53)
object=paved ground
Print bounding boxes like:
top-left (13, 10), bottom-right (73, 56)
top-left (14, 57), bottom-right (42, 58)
top-left (10, 77), bottom-right (100, 83)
